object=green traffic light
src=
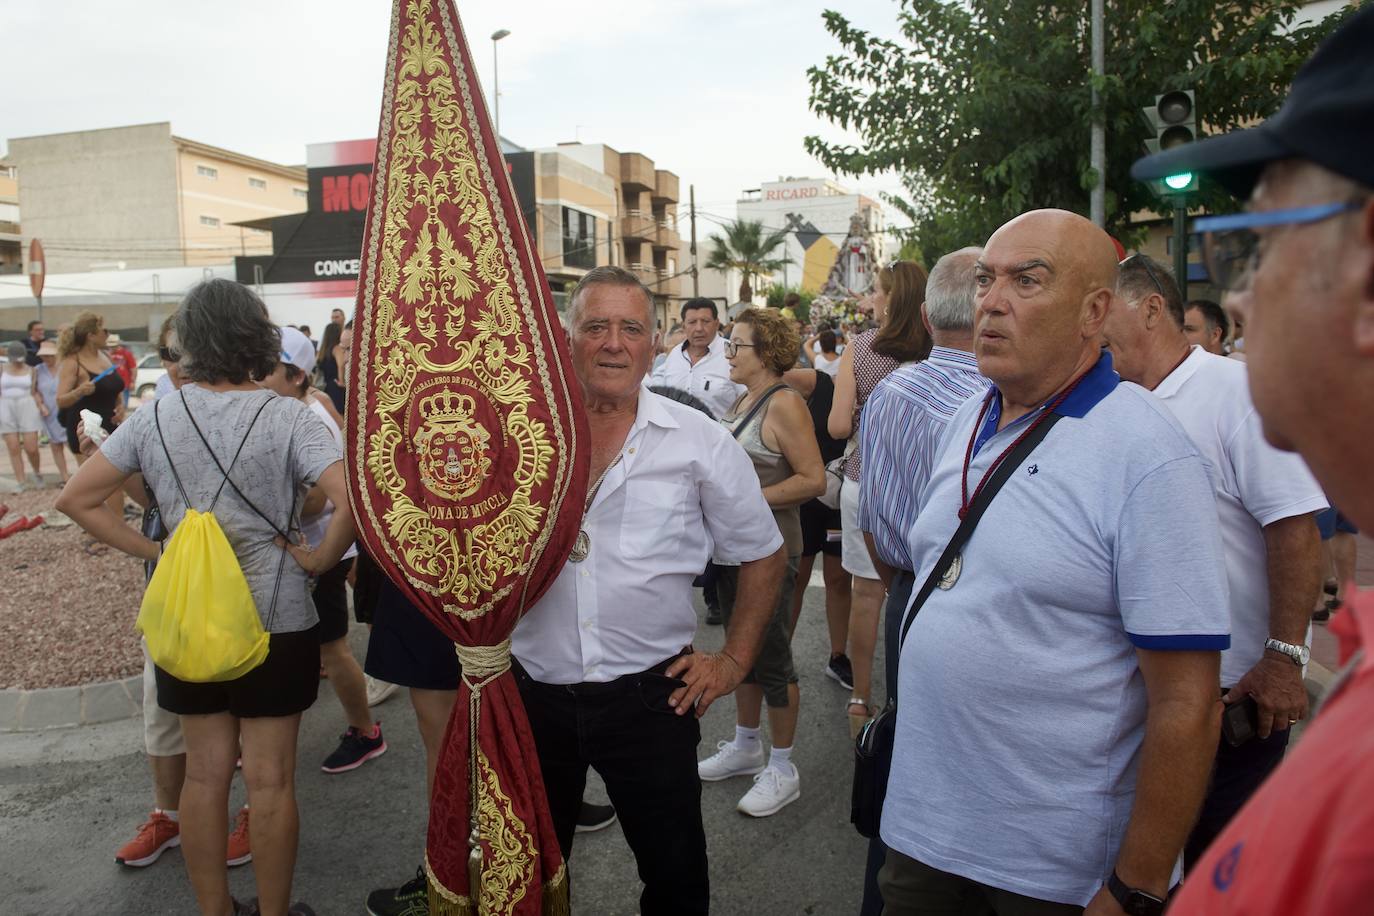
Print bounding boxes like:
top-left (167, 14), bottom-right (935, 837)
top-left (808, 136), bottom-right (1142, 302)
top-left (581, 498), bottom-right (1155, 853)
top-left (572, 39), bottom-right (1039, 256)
top-left (1164, 172), bottom-right (1194, 190)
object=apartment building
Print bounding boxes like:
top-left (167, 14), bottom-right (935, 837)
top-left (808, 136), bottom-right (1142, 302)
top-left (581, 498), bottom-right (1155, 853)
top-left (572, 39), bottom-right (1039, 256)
top-left (509, 142), bottom-right (681, 326)
top-left (0, 163), bottom-right (19, 274)
top-left (5, 122), bottom-right (306, 274)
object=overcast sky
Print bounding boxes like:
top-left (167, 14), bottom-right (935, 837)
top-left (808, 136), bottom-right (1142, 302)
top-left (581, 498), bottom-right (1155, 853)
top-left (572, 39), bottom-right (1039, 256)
top-left (5, 0), bottom-right (909, 234)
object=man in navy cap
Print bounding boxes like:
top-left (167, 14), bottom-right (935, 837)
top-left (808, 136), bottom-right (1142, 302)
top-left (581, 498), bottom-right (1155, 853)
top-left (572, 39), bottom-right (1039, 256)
top-left (1134, 6), bottom-right (1374, 913)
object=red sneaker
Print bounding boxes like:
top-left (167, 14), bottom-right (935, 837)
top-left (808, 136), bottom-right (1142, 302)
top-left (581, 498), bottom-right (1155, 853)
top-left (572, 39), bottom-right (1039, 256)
top-left (227, 806), bottom-right (252, 867)
top-left (115, 810), bottom-right (180, 867)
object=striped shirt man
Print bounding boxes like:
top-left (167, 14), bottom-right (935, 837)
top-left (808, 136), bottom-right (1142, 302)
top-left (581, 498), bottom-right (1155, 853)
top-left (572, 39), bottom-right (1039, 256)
top-left (856, 346), bottom-right (986, 572)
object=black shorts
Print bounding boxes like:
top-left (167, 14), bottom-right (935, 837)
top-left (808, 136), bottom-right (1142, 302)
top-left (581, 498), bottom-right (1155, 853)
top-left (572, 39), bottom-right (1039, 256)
top-left (313, 559), bottom-right (352, 644)
top-left (364, 577), bottom-right (461, 691)
top-left (800, 499), bottom-right (842, 558)
top-left (155, 625), bottom-right (321, 718)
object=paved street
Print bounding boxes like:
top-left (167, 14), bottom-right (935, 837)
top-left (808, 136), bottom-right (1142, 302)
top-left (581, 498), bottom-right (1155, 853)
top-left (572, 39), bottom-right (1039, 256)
top-left (0, 580), bottom-right (873, 916)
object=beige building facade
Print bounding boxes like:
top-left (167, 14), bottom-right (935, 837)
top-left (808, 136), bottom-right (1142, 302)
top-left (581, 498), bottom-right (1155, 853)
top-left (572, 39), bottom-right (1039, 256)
top-left (0, 164), bottom-right (19, 275)
top-left (509, 142), bottom-right (680, 329)
top-left (6, 122), bottom-right (306, 274)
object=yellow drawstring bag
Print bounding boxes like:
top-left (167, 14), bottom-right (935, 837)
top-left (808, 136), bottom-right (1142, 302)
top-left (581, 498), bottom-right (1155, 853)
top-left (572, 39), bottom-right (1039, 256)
top-left (137, 508), bottom-right (270, 682)
top-left (136, 392), bottom-right (286, 683)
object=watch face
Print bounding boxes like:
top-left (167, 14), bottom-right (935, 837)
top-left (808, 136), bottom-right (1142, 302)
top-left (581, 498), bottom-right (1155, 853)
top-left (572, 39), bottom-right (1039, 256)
top-left (1298, 645), bottom-right (1311, 665)
top-left (1125, 891), bottom-right (1167, 916)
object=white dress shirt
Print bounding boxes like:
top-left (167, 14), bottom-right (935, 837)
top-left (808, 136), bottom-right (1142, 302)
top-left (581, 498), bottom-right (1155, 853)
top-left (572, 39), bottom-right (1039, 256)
top-left (513, 391), bottom-right (782, 684)
top-left (649, 335), bottom-right (744, 420)
top-left (1151, 346), bottom-right (1327, 685)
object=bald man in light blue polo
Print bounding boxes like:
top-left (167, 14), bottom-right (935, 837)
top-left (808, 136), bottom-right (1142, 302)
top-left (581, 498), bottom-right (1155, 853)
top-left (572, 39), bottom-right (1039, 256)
top-left (878, 210), bottom-right (1230, 916)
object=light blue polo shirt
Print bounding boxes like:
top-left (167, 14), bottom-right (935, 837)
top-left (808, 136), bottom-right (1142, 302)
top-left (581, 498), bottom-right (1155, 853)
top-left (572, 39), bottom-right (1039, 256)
top-left (880, 352), bottom-right (1230, 906)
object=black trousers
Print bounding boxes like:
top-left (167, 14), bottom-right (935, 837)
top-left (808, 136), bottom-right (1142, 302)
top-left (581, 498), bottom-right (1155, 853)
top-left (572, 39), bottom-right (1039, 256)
top-left (1184, 714), bottom-right (1291, 871)
top-left (861, 570), bottom-right (916, 916)
top-left (515, 657), bottom-right (709, 916)
top-left (879, 849), bottom-right (1082, 916)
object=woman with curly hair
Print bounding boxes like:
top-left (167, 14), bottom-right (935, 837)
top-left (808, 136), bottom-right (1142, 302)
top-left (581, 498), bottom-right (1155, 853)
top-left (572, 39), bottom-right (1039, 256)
top-left (697, 306), bottom-right (825, 818)
top-left (59, 279), bottom-right (353, 916)
top-left (828, 261), bottom-right (931, 737)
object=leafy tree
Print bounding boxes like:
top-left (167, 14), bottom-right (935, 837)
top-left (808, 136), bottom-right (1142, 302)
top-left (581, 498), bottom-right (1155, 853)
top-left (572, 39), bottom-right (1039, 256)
top-left (764, 284), bottom-right (815, 320)
top-left (705, 219), bottom-right (792, 303)
top-left (805, 0), bottom-right (1358, 265)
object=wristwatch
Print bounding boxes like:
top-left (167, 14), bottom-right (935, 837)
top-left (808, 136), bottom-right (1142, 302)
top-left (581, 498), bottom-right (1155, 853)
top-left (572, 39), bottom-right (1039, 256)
top-left (1265, 637), bottom-right (1311, 666)
top-left (1106, 871), bottom-right (1166, 916)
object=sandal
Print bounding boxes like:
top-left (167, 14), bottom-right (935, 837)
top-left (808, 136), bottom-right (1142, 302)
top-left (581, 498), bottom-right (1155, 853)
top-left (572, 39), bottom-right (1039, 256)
top-left (847, 697), bottom-right (871, 740)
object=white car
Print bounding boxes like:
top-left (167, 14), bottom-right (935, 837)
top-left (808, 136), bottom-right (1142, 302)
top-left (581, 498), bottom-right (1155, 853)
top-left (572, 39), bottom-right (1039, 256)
top-left (134, 354), bottom-right (167, 400)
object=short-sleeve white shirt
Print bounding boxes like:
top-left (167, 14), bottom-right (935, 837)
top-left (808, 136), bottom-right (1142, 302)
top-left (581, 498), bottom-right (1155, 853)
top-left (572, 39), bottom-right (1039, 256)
top-left (1152, 347), bottom-right (1327, 685)
top-left (649, 335), bottom-right (744, 419)
top-left (881, 353), bottom-right (1231, 906)
top-left (512, 390), bottom-right (781, 684)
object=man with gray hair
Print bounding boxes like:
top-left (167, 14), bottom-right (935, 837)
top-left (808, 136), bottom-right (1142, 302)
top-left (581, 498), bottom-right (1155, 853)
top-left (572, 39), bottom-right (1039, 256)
top-left (512, 265), bottom-right (786, 914)
top-left (853, 246), bottom-right (989, 915)
top-left (1102, 253), bottom-right (1326, 872)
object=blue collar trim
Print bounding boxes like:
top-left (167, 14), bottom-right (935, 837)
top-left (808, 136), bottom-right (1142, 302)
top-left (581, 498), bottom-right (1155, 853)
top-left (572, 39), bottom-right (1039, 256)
top-left (972, 352), bottom-right (1119, 456)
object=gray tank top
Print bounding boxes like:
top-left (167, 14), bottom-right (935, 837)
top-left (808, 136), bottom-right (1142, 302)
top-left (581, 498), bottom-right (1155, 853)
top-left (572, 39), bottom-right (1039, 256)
top-left (722, 392), bottom-right (802, 557)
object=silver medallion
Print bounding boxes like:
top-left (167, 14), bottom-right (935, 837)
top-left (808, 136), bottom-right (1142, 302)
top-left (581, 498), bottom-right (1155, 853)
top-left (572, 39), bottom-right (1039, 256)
top-left (937, 553), bottom-right (962, 590)
top-left (569, 529), bottom-right (591, 563)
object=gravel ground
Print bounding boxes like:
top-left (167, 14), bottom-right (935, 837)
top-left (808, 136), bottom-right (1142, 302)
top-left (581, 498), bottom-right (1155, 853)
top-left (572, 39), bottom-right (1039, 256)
top-left (0, 483), bottom-right (146, 690)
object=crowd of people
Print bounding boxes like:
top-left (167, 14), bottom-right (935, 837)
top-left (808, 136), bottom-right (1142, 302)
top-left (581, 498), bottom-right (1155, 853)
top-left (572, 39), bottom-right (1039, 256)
top-left (28, 8), bottom-right (1374, 915)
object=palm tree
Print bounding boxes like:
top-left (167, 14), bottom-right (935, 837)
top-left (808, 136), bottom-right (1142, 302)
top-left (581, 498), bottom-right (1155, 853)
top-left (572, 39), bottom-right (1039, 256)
top-left (704, 219), bottom-right (791, 304)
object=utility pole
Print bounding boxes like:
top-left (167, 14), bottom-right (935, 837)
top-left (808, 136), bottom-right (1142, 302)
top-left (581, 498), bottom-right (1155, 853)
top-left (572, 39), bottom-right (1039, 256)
top-left (690, 184), bottom-right (699, 297)
top-left (1173, 201), bottom-right (1188, 298)
top-left (491, 29), bottom-right (510, 139)
top-left (1090, 0), bottom-right (1105, 227)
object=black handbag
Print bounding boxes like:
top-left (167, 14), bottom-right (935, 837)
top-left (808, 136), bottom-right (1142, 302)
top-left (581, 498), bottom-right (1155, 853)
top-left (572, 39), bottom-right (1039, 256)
top-left (850, 411), bottom-right (1063, 839)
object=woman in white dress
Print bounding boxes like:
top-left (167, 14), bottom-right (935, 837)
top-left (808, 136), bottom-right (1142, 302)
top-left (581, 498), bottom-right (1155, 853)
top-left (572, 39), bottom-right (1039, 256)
top-left (1, 340), bottom-right (44, 489)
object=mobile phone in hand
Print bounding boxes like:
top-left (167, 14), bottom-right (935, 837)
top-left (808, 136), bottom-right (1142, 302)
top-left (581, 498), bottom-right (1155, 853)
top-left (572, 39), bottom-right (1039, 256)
top-left (1221, 696), bottom-right (1259, 747)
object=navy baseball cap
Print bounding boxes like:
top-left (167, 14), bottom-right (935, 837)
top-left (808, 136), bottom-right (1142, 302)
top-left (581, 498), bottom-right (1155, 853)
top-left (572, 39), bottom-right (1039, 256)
top-left (1132, 5), bottom-right (1374, 199)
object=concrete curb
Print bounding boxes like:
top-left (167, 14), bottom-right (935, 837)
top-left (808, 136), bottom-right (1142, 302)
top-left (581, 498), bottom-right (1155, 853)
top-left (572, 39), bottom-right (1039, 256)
top-left (1, 674), bottom-right (142, 733)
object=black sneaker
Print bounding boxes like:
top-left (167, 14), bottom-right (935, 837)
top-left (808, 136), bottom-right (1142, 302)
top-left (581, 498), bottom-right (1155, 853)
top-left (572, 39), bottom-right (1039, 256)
top-left (366, 866), bottom-right (428, 916)
top-left (705, 602), bottom-right (724, 626)
top-left (575, 801), bottom-right (617, 833)
top-left (825, 653), bottom-right (854, 691)
top-left (321, 723), bottom-right (387, 773)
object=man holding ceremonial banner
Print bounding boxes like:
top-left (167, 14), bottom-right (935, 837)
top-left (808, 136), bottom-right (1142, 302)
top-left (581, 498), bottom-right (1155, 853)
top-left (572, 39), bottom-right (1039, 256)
top-left (346, 2), bottom-right (783, 915)
top-left (513, 267), bottom-right (786, 915)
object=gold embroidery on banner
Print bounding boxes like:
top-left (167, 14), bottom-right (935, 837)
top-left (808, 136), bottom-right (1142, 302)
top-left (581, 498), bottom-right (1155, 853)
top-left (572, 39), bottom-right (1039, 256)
top-left (424, 749), bottom-right (538, 913)
top-left (359, 0), bottom-right (574, 619)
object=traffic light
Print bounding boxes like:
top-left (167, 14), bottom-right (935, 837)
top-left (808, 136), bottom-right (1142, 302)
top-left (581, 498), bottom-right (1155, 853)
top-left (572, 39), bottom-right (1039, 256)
top-left (1141, 90), bottom-right (1199, 195)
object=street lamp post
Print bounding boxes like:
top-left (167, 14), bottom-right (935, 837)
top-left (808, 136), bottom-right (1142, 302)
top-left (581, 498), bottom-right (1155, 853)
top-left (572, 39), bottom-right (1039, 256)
top-left (491, 29), bottom-right (511, 139)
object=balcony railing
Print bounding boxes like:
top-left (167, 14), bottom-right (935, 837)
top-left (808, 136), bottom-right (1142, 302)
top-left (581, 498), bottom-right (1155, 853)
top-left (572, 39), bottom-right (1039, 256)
top-left (620, 153), bottom-right (655, 192)
top-left (654, 222), bottom-right (679, 250)
top-left (653, 170), bottom-right (679, 203)
top-left (622, 209), bottom-right (657, 242)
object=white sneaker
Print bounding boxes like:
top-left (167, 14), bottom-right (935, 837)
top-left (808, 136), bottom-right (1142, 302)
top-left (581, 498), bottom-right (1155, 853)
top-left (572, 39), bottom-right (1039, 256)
top-left (737, 765), bottom-right (801, 817)
top-left (697, 740), bottom-right (766, 782)
top-left (365, 676), bottom-right (400, 707)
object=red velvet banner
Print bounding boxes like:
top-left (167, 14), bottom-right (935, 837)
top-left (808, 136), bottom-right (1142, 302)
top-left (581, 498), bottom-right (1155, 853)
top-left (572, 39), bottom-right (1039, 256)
top-left (345, 1), bottom-right (588, 912)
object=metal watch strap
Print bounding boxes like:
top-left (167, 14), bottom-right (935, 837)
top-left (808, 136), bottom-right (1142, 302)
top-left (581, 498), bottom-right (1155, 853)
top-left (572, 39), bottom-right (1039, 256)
top-left (1265, 637), bottom-right (1305, 665)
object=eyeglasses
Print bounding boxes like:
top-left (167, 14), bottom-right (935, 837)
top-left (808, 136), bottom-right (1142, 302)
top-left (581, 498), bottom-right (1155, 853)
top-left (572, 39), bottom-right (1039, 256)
top-left (158, 346), bottom-right (181, 363)
top-left (723, 340), bottom-right (756, 357)
top-left (1119, 253), bottom-right (1166, 298)
top-left (1195, 201), bottom-right (1365, 292)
